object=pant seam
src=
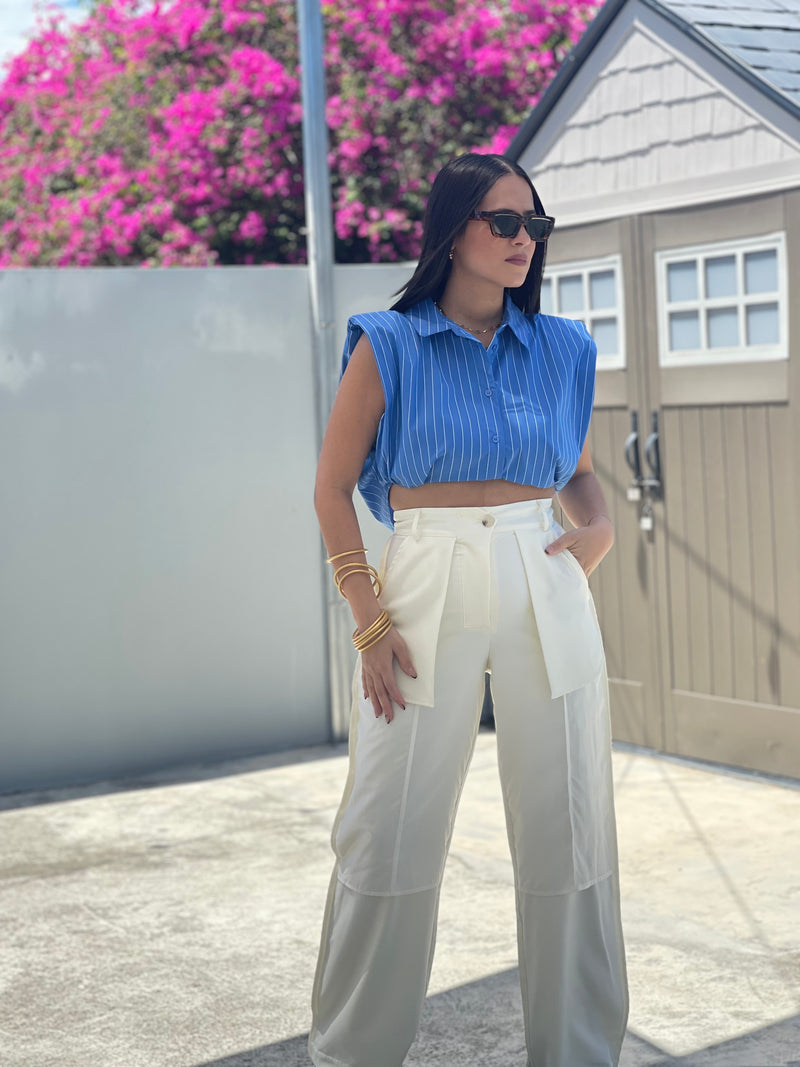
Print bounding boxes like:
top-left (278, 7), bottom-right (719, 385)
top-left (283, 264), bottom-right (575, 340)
top-left (514, 869), bottom-right (615, 897)
top-left (562, 691), bottom-right (580, 887)
top-left (335, 872), bottom-right (443, 897)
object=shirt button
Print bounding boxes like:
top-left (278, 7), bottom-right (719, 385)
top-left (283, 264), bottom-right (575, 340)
top-left (484, 388), bottom-right (492, 397)
top-left (492, 434), bottom-right (499, 443)
top-left (482, 516), bottom-right (495, 527)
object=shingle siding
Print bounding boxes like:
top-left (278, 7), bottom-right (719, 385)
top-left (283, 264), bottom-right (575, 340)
top-left (529, 26), bottom-right (799, 211)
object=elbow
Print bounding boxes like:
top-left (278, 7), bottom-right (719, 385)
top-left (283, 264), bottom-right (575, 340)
top-left (313, 480), bottom-right (327, 519)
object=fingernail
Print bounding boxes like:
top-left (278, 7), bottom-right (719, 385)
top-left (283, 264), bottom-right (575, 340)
top-left (411, 671), bottom-right (417, 678)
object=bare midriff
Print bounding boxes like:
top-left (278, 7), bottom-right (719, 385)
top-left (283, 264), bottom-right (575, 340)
top-left (389, 478), bottom-right (555, 511)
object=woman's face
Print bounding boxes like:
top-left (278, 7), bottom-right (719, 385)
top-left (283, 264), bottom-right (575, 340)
top-left (451, 173), bottom-right (536, 291)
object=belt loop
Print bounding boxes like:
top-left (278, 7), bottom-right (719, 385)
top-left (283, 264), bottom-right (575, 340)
top-left (411, 510), bottom-right (421, 540)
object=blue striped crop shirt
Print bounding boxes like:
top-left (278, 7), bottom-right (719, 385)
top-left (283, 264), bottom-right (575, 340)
top-left (341, 296), bottom-right (597, 529)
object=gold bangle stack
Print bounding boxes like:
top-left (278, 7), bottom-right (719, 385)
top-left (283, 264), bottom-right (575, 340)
top-left (327, 548), bottom-right (383, 598)
top-left (352, 609), bottom-right (392, 652)
top-left (327, 548), bottom-right (392, 651)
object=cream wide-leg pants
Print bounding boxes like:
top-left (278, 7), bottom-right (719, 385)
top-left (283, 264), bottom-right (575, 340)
top-left (309, 499), bottom-right (628, 1067)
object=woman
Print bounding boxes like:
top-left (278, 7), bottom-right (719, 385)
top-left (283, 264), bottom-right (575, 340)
top-left (309, 153), bottom-right (629, 1067)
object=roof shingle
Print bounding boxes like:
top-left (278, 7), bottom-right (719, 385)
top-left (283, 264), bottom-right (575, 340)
top-left (663, 0), bottom-right (800, 104)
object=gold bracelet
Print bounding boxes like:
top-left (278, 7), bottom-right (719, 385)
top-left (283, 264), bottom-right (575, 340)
top-left (334, 562), bottom-right (377, 592)
top-left (333, 562), bottom-right (383, 598)
top-left (352, 610), bottom-right (393, 651)
top-left (355, 624), bottom-right (392, 652)
top-left (353, 609), bottom-right (391, 645)
top-left (327, 548), bottom-right (368, 564)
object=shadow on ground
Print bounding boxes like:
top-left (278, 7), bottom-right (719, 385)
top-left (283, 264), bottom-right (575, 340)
top-left (193, 967), bottom-right (800, 1067)
top-left (0, 742), bottom-right (347, 812)
top-left (4, 734), bottom-right (797, 815)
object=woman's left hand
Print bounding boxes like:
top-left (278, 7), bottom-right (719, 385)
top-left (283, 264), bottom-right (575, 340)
top-left (545, 515), bottom-right (614, 578)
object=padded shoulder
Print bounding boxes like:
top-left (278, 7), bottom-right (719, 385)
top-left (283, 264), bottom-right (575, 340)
top-left (340, 311), bottom-right (416, 414)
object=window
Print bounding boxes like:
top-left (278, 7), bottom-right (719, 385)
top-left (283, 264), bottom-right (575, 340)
top-left (540, 255), bottom-right (625, 371)
top-left (656, 234), bottom-right (787, 367)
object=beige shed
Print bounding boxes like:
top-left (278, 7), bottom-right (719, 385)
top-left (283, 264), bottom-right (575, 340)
top-left (507, 0), bottom-right (800, 778)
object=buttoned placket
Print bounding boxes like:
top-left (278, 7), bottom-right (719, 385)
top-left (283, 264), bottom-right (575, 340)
top-left (483, 328), bottom-right (510, 474)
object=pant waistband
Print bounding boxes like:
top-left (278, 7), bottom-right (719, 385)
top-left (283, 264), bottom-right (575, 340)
top-left (392, 497), bottom-right (554, 536)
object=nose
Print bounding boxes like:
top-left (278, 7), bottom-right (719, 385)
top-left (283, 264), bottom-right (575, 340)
top-left (513, 227), bottom-right (533, 248)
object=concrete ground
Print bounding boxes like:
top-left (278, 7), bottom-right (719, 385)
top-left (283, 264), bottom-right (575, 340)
top-left (1, 732), bottom-right (799, 1067)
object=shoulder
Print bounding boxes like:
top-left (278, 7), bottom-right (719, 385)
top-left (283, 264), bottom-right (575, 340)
top-left (346, 310), bottom-right (422, 374)
top-left (532, 314), bottom-right (596, 361)
top-left (533, 313), bottom-right (592, 344)
top-left (347, 310), bottom-right (415, 342)
top-left (342, 311), bottom-right (421, 396)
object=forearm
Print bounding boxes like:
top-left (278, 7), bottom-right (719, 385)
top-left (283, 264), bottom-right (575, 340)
top-left (556, 471), bottom-right (613, 534)
top-left (314, 486), bottom-right (384, 633)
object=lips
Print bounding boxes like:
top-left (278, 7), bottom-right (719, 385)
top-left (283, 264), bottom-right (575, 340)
top-left (505, 256), bottom-right (527, 266)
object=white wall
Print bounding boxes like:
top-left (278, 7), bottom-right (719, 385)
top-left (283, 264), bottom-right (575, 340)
top-left (0, 267), bottom-right (360, 788)
top-left (0, 263), bottom-right (416, 791)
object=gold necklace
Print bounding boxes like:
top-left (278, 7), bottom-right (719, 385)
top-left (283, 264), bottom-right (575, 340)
top-left (435, 301), bottom-right (502, 336)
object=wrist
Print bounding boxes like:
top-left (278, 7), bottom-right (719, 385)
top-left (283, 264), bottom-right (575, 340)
top-left (341, 574), bottom-right (384, 631)
top-left (587, 514), bottom-right (614, 551)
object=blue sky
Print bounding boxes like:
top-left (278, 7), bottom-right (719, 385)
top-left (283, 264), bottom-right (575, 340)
top-left (0, 0), bottom-right (85, 67)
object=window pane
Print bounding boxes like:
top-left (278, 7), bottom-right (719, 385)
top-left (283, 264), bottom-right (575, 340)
top-left (705, 255), bottom-right (737, 299)
top-left (669, 310), bottom-right (700, 350)
top-left (590, 317), bottom-right (618, 357)
top-left (707, 307), bottom-right (739, 348)
top-left (558, 274), bottom-right (584, 313)
top-left (540, 279), bottom-right (553, 315)
top-left (667, 260), bottom-right (697, 302)
top-left (746, 302), bottom-right (779, 345)
top-left (745, 250), bottom-right (778, 294)
top-left (589, 270), bottom-right (616, 309)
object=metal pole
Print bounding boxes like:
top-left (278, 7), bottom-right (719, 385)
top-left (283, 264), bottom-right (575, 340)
top-left (296, 0), bottom-right (352, 741)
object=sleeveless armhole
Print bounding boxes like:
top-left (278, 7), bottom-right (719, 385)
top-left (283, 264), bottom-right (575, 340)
top-left (339, 313), bottom-right (401, 529)
top-left (340, 314), bottom-right (398, 416)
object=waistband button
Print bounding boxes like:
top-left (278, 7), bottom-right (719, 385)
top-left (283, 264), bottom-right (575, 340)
top-left (481, 516), bottom-right (495, 527)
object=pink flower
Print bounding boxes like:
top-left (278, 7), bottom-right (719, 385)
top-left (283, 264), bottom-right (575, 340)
top-left (0, 0), bottom-right (599, 266)
top-left (237, 211), bottom-right (267, 242)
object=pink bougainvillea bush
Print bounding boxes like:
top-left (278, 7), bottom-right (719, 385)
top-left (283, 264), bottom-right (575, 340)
top-left (0, 0), bottom-right (599, 266)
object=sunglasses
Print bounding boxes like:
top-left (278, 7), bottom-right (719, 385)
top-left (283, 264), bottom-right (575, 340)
top-left (470, 210), bottom-right (556, 240)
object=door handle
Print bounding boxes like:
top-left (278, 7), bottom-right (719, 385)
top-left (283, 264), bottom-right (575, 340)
top-left (624, 410), bottom-right (643, 501)
top-left (643, 410), bottom-right (663, 498)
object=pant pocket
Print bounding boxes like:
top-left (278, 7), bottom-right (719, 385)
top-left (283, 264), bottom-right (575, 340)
top-left (562, 547), bottom-right (588, 582)
top-left (377, 534), bottom-right (457, 708)
top-left (514, 529), bottom-right (605, 699)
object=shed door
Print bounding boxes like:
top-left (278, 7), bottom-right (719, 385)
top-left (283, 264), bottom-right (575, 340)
top-left (547, 206), bottom-right (800, 778)
top-left (624, 206), bottom-right (800, 778)
top-left (585, 402), bottom-right (664, 753)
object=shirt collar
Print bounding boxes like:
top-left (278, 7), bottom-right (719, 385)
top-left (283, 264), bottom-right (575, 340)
top-left (405, 296), bottom-right (531, 344)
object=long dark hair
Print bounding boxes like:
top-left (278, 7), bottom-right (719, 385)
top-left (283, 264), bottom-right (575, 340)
top-left (391, 153), bottom-right (549, 316)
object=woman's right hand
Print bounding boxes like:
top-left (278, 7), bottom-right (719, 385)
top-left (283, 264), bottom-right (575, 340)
top-left (361, 626), bottom-right (417, 724)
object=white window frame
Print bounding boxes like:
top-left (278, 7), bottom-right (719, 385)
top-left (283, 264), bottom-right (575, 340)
top-left (656, 232), bottom-right (787, 368)
top-left (540, 254), bottom-right (625, 371)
